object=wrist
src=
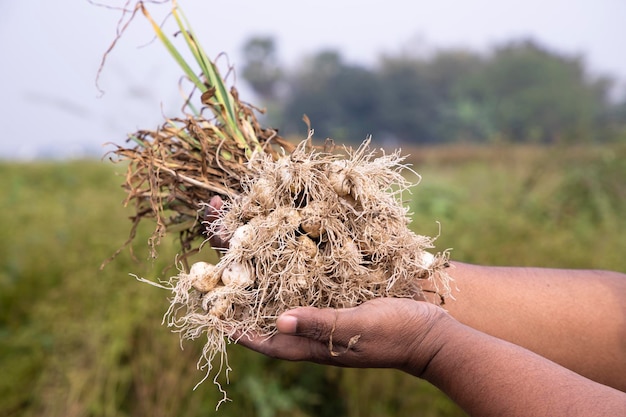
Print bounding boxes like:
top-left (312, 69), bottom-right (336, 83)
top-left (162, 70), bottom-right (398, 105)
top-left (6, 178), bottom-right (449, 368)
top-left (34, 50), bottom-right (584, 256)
top-left (401, 305), bottom-right (457, 378)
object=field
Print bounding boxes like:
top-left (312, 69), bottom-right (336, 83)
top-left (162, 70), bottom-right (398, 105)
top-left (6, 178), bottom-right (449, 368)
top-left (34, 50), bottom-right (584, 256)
top-left (1, 143), bottom-right (624, 417)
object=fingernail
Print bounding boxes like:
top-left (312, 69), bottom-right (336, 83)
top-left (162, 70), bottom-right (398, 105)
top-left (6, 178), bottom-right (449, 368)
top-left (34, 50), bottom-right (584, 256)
top-left (276, 314), bottom-right (298, 334)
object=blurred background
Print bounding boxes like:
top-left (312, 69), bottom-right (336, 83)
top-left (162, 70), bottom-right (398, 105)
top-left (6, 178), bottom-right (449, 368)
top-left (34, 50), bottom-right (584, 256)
top-left (1, 1), bottom-right (625, 416)
top-left (1, 0), bottom-right (625, 158)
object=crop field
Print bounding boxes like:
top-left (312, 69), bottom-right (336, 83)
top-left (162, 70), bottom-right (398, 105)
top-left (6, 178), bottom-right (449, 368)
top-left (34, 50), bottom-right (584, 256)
top-left (1, 143), bottom-right (624, 417)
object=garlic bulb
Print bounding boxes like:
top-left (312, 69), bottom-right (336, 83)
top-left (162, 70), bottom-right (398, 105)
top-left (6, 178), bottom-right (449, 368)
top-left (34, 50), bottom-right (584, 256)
top-left (189, 261), bottom-right (219, 293)
top-left (221, 262), bottom-right (255, 288)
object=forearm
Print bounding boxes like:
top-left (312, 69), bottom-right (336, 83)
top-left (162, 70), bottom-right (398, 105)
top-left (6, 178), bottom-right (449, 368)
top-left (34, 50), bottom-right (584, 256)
top-left (427, 262), bottom-right (626, 391)
top-left (418, 316), bottom-right (626, 417)
top-left (238, 297), bottom-right (626, 416)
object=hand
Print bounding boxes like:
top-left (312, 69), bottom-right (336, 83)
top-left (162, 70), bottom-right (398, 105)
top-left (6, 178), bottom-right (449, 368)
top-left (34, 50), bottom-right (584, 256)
top-left (235, 298), bottom-right (451, 377)
top-left (205, 195), bottom-right (230, 249)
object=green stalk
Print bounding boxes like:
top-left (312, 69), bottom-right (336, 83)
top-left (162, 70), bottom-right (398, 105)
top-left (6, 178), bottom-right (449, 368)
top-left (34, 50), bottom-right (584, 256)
top-left (141, 0), bottom-right (261, 158)
top-left (140, 3), bottom-right (205, 93)
top-left (173, 3), bottom-right (260, 156)
top-left (172, 4), bottom-right (235, 121)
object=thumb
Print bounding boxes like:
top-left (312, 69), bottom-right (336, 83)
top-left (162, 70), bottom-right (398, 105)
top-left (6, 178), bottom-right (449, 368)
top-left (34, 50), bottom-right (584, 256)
top-left (276, 307), bottom-right (340, 342)
top-left (276, 313), bottom-right (299, 334)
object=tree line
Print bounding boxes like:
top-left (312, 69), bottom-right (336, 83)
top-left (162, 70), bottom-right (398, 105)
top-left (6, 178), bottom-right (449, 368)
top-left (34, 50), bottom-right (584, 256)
top-left (241, 37), bottom-right (626, 145)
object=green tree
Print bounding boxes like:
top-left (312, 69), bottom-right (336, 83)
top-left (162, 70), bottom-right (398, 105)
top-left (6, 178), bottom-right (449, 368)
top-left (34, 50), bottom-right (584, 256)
top-left (459, 39), bottom-right (613, 143)
top-left (241, 36), bottom-right (283, 101)
top-left (240, 35), bottom-right (621, 145)
top-left (281, 50), bottom-right (383, 142)
top-left (378, 50), bottom-right (485, 143)
top-left (601, 93), bottom-right (626, 142)
top-left (377, 56), bottom-right (439, 143)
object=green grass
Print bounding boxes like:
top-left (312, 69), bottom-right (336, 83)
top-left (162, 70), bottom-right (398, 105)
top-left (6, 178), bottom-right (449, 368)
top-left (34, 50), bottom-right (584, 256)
top-left (1, 143), bottom-right (624, 417)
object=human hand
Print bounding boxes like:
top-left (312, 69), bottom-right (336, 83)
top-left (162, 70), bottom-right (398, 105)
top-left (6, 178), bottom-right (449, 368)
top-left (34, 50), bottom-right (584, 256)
top-left (235, 298), bottom-right (451, 377)
top-left (205, 195), bottom-right (230, 249)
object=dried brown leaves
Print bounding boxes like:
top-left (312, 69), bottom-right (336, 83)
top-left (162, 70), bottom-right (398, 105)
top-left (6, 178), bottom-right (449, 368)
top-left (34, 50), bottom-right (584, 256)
top-left (105, 88), bottom-right (295, 265)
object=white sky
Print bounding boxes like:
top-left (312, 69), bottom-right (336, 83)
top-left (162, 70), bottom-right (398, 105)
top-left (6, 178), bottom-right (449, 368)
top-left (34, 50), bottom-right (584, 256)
top-left (1, 0), bottom-right (625, 159)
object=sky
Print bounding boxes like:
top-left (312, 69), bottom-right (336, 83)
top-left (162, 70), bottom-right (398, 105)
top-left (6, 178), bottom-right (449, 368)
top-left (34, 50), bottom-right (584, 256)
top-left (1, 0), bottom-right (625, 159)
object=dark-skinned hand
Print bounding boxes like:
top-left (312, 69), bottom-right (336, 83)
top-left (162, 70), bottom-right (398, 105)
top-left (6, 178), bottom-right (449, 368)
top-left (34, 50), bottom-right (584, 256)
top-left (235, 298), bottom-right (451, 377)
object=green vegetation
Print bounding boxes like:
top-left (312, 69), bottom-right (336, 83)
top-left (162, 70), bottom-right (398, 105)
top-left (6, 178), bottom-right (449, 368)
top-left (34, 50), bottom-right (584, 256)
top-left (242, 38), bottom-right (626, 145)
top-left (1, 143), bottom-right (624, 416)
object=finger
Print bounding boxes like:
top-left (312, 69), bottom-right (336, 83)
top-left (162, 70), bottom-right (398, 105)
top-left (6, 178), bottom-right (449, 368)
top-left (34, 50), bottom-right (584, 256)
top-left (205, 195), bottom-right (223, 223)
top-left (236, 307), bottom-right (357, 363)
top-left (278, 306), bottom-right (364, 356)
top-left (276, 313), bottom-right (298, 334)
top-left (205, 195), bottom-right (229, 249)
top-left (236, 330), bottom-right (331, 362)
top-left (278, 307), bottom-right (341, 341)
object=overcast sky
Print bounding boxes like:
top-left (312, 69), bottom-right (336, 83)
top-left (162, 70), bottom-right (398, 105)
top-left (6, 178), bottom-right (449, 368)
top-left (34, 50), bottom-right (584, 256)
top-left (1, 0), bottom-right (625, 159)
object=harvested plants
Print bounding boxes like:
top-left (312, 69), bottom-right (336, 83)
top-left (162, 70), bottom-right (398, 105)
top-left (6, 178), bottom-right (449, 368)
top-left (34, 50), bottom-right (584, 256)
top-left (164, 138), bottom-right (452, 397)
top-left (104, 0), bottom-right (451, 404)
